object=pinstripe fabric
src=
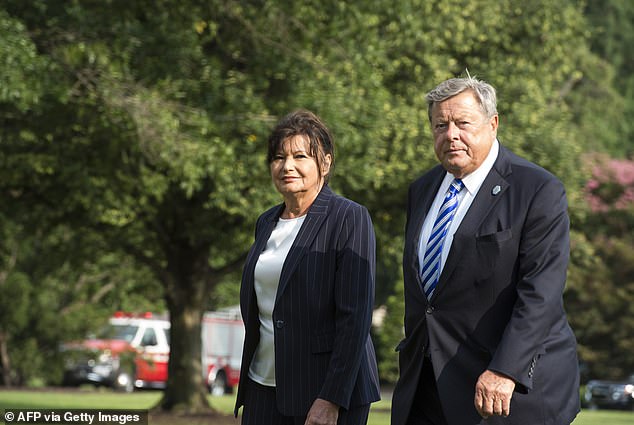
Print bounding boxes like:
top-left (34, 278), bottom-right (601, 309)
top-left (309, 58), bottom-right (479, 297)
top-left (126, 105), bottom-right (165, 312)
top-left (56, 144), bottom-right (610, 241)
top-left (241, 379), bottom-right (294, 425)
top-left (235, 185), bottom-right (380, 418)
top-left (241, 378), bottom-right (371, 425)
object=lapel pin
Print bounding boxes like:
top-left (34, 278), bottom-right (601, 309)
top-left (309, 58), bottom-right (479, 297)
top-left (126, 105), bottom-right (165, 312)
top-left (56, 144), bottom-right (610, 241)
top-left (492, 185), bottom-right (501, 196)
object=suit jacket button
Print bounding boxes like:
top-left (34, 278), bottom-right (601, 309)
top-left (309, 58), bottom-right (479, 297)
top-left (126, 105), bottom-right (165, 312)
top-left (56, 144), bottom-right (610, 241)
top-left (425, 306), bottom-right (434, 314)
top-left (276, 320), bottom-right (285, 329)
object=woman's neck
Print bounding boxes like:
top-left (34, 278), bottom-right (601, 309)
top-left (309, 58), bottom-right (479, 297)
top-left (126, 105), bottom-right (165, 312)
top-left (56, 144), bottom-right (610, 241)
top-left (281, 186), bottom-right (323, 219)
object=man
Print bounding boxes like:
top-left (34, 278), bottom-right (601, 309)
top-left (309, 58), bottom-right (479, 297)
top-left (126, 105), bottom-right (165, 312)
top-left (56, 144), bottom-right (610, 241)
top-left (391, 77), bottom-right (580, 425)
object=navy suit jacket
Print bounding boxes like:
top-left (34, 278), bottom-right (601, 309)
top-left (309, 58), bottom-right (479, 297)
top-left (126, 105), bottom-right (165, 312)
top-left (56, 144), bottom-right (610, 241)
top-left (391, 145), bottom-right (580, 425)
top-left (235, 185), bottom-right (380, 417)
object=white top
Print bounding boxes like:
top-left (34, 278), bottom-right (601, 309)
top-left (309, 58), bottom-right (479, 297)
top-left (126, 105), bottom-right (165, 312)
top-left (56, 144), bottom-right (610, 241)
top-left (418, 139), bottom-right (500, 277)
top-left (248, 215), bottom-right (306, 386)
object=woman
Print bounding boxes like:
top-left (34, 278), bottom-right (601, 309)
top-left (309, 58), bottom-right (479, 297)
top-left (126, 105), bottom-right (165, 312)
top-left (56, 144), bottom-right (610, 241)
top-left (234, 110), bottom-right (380, 425)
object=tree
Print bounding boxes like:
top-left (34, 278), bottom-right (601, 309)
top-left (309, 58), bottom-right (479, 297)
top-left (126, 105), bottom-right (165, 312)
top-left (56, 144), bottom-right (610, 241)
top-left (583, 0), bottom-right (634, 157)
top-left (1, 0), bottom-right (271, 411)
top-left (0, 0), bottom-right (608, 407)
top-left (566, 155), bottom-right (634, 379)
top-left (0, 217), bottom-right (29, 387)
top-left (352, 0), bottom-right (596, 381)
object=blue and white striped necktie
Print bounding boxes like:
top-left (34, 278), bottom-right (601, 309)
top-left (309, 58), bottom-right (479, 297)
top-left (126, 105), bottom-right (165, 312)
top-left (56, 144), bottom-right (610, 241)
top-left (420, 179), bottom-right (464, 298)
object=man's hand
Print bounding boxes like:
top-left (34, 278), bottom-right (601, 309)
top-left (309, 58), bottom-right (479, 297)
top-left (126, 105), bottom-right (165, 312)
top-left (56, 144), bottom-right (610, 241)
top-left (304, 398), bottom-right (339, 425)
top-left (474, 370), bottom-right (516, 419)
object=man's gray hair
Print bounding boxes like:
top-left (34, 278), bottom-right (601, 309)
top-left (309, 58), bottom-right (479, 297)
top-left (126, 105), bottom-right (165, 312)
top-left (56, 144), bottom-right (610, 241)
top-left (425, 76), bottom-right (498, 121)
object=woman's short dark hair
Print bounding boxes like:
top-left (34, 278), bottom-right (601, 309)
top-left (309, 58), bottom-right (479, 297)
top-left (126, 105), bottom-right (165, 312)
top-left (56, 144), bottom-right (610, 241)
top-left (267, 109), bottom-right (335, 183)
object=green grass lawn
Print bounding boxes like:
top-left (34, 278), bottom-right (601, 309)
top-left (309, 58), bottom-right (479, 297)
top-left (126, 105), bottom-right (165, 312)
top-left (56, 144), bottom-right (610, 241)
top-left (0, 388), bottom-right (631, 425)
top-left (366, 402), bottom-right (633, 425)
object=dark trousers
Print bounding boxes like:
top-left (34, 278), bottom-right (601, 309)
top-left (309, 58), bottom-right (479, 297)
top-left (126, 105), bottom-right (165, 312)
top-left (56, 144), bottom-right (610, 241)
top-left (241, 378), bottom-right (371, 425)
top-left (406, 357), bottom-right (448, 425)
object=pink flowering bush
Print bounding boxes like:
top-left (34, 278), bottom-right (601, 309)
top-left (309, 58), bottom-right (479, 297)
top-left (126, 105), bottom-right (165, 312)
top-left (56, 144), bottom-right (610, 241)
top-left (584, 154), bottom-right (634, 212)
top-left (569, 154), bottom-right (634, 380)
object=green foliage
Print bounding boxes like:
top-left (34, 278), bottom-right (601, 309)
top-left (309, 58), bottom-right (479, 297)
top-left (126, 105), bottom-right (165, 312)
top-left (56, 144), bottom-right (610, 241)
top-left (0, 0), bottom-right (631, 394)
top-left (567, 156), bottom-right (634, 380)
top-left (0, 10), bottom-right (47, 109)
top-left (566, 236), bottom-right (631, 379)
top-left (375, 276), bottom-right (405, 384)
top-left (360, 0), bottom-right (594, 381)
top-left (582, 0), bottom-right (634, 157)
top-left (0, 213), bottom-right (163, 386)
top-left (0, 272), bottom-right (30, 337)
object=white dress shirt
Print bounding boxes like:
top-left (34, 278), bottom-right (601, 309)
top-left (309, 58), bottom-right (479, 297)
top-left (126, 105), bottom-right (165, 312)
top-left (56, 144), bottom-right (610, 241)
top-left (418, 140), bottom-right (500, 277)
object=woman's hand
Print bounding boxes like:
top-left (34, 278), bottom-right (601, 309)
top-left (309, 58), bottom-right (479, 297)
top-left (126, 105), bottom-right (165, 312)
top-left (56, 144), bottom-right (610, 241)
top-left (304, 398), bottom-right (339, 425)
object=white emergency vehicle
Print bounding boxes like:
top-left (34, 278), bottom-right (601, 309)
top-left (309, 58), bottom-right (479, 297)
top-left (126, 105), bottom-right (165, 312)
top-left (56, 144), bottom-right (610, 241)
top-left (62, 307), bottom-right (244, 394)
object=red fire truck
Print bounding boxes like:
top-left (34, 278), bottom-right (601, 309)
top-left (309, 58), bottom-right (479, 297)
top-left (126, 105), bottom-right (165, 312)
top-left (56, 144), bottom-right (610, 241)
top-left (202, 307), bottom-right (245, 395)
top-left (62, 308), bottom-right (244, 394)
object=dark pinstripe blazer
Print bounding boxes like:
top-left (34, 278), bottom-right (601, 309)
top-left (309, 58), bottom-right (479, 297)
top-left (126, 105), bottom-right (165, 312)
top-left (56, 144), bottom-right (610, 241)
top-left (234, 185), bottom-right (381, 417)
top-left (392, 146), bottom-right (580, 425)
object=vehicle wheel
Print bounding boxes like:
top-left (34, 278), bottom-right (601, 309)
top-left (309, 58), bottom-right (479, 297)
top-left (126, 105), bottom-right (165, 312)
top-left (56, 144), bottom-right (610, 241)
top-left (113, 371), bottom-right (134, 393)
top-left (211, 371), bottom-right (227, 396)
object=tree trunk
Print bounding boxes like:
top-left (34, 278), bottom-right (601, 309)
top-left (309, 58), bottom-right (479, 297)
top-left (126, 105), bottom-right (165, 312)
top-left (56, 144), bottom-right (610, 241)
top-left (0, 331), bottom-right (12, 387)
top-left (156, 255), bottom-right (212, 413)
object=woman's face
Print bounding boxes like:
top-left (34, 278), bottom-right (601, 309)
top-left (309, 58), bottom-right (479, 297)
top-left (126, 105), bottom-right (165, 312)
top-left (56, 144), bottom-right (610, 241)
top-left (270, 135), bottom-right (331, 199)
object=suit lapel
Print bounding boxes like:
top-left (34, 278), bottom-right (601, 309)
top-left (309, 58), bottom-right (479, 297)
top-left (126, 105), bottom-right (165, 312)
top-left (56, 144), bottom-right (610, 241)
top-left (407, 167), bottom-right (445, 304)
top-left (432, 146), bottom-right (513, 299)
top-left (275, 185), bottom-right (332, 305)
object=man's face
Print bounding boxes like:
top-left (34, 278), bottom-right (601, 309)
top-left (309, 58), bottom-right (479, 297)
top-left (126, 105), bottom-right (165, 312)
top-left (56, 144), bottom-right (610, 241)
top-left (430, 90), bottom-right (498, 179)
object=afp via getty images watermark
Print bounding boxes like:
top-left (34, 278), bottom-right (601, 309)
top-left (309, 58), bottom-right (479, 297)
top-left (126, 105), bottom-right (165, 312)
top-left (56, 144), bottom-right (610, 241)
top-left (2, 409), bottom-right (148, 425)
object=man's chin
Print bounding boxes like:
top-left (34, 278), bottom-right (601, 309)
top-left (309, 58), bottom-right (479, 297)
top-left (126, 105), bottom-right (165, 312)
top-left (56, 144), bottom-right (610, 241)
top-left (443, 161), bottom-right (470, 178)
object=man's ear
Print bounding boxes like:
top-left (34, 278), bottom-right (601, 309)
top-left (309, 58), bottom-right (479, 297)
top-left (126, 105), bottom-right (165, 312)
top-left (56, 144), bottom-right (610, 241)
top-left (489, 114), bottom-right (499, 132)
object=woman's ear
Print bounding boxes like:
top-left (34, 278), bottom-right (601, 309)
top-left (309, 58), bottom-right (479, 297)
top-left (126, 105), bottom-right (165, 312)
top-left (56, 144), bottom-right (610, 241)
top-left (322, 153), bottom-right (332, 176)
